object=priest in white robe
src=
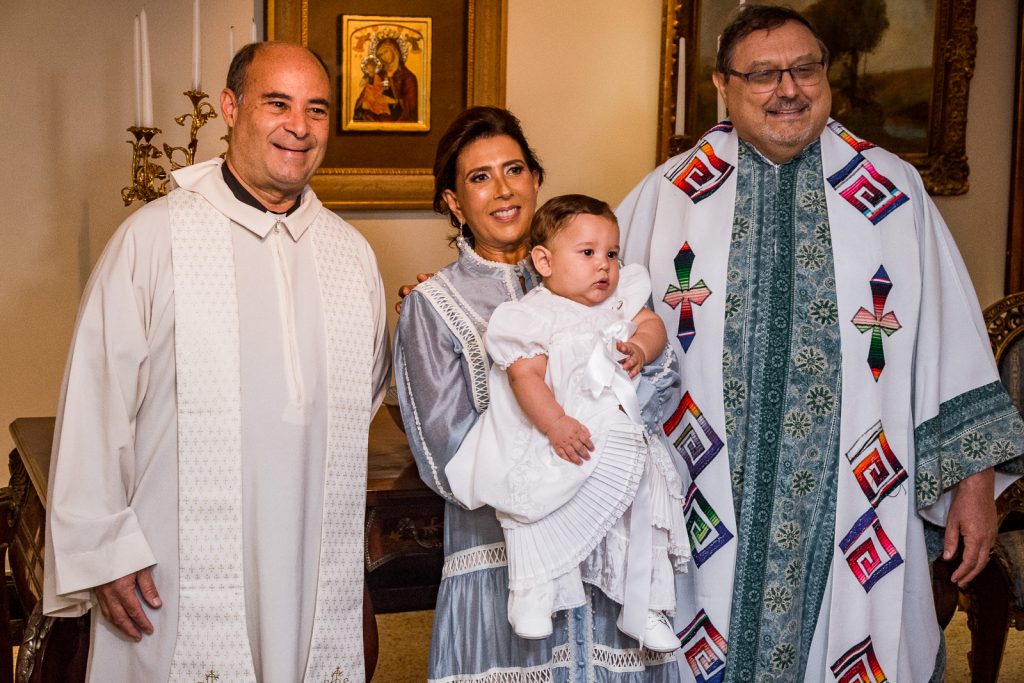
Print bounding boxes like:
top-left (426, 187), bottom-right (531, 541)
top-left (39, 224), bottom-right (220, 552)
top-left (43, 42), bottom-right (390, 682)
top-left (616, 6), bottom-right (1023, 682)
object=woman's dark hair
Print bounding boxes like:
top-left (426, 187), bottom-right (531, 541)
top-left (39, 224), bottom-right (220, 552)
top-left (530, 194), bottom-right (616, 250)
top-left (715, 4), bottom-right (829, 75)
top-left (432, 106), bottom-right (545, 240)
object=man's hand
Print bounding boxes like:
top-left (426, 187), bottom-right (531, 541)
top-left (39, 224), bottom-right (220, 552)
top-left (94, 567), bottom-right (162, 640)
top-left (394, 273), bottom-right (433, 314)
top-left (616, 340), bottom-right (647, 378)
top-left (545, 415), bottom-right (593, 465)
top-left (944, 467), bottom-right (997, 587)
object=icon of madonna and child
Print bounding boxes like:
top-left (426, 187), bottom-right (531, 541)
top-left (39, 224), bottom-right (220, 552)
top-left (352, 26), bottom-right (424, 125)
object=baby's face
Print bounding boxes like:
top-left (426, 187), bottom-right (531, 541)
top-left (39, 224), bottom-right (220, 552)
top-left (540, 213), bottom-right (620, 306)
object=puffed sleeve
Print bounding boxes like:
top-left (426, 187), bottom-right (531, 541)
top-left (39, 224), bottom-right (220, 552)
top-left (394, 289), bottom-right (482, 504)
top-left (483, 295), bottom-right (554, 369)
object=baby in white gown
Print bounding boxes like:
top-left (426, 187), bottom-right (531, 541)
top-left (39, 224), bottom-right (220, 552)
top-left (446, 194), bottom-right (690, 652)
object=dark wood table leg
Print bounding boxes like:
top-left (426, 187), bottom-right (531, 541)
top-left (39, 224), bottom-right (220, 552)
top-left (363, 580), bottom-right (378, 681)
top-left (963, 559), bottom-right (1011, 683)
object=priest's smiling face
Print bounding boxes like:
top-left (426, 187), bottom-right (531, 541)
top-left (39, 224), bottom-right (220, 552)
top-left (713, 20), bottom-right (831, 164)
top-left (221, 43), bottom-right (331, 212)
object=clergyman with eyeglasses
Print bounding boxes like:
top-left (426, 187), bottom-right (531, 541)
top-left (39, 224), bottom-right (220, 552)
top-left (617, 4), bottom-right (1024, 682)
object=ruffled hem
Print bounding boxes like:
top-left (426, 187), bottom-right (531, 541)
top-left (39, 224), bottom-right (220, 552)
top-left (503, 424), bottom-right (646, 591)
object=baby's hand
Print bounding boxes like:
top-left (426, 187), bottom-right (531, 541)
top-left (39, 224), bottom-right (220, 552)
top-left (546, 415), bottom-right (593, 465)
top-left (616, 341), bottom-right (647, 378)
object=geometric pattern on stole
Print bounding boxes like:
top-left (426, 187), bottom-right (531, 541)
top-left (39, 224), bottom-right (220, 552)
top-left (678, 609), bottom-right (728, 683)
top-left (663, 391), bottom-right (723, 480)
top-left (830, 636), bottom-right (889, 683)
top-left (684, 483), bottom-right (734, 567)
top-left (827, 154), bottom-right (909, 225)
top-left (844, 421), bottom-right (908, 507)
top-left (665, 140), bottom-right (735, 204)
top-left (838, 508), bottom-right (904, 593)
top-left (827, 120), bottom-right (877, 153)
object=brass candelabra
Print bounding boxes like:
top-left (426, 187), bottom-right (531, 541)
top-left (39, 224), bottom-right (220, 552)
top-left (121, 89), bottom-right (218, 206)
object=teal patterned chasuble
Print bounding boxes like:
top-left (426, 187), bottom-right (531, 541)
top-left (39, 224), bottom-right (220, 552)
top-left (718, 140), bottom-right (1024, 683)
top-left (723, 140), bottom-right (847, 682)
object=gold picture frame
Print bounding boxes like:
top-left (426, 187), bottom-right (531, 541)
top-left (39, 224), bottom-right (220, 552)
top-left (268, 0), bottom-right (507, 209)
top-left (657, 0), bottom-right (977, 196)
top-left (1007, 2), bottom-right (1024, 294)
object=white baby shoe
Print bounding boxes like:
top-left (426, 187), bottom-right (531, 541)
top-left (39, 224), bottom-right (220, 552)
top-left (618, 610), bottom-right (679, 652)
top-left (513, 614), bottom-right (553, 640)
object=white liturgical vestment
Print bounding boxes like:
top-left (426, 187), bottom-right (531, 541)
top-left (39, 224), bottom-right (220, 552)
top-left (43, 159), bottom-right (390, 682)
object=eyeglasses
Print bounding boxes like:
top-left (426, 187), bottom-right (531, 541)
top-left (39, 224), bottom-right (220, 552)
top-left (725, 60), bottom-right (826, 94)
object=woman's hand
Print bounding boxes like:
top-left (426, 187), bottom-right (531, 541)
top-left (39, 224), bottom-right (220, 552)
top-left (545, 415), bottom-right (593, 465)
top-left (616, 340), bottom-right (647, 378)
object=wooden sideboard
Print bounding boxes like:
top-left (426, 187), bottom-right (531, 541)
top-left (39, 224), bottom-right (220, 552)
top-left (1, 411), bottom-right (443, 681)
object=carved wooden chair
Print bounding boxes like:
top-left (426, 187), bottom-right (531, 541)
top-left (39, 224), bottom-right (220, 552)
top-left (933, 291), bottom-right (1024, 682)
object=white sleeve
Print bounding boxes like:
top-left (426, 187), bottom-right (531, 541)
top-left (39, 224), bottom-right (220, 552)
top-left (44, 209), bottom-right (164, 617)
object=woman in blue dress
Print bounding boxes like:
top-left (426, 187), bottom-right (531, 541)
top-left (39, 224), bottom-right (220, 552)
top-left (394, 106), bottom-right (682, 682)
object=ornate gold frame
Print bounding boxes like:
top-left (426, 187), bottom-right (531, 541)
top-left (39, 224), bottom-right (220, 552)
top-left (657, 0), bottom-right (977, 196)
top-left (1006, 2), bottom-right (1024, 294)
top-left (268, 0), bottom-right (507, 210)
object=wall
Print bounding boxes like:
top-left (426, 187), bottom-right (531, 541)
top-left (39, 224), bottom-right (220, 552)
top-left (0, 0), bottom-right (1018, 457)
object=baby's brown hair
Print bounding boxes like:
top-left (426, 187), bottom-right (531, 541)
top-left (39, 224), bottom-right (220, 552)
top-left (530, 194), bottom-right (617, 249)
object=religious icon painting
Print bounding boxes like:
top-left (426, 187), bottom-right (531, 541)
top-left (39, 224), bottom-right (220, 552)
top-left (679, 609), bottom-right (728, 683)
top-left (845, 421), bottom-right (908, 507)
top-left (341, 16), bottom-right (431, 132)
top-left (683, 483), bottom-right (734, 567)
top-left (830, 636), bottom-right (889, 683)
top-left (839, 508), bottom-right (904, 593)
top-left (664, 392), bottom-right (723, 479)
top-left (664, 140), bottom-right (734, 204)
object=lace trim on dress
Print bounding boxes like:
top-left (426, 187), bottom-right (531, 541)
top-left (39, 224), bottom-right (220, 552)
top-left (494, 349), bottom-right (548, 372)
top-left (416, 277), bottom-right (491, 414)
top-left (442, 542), bottom-right (508, 578)
top-left (429, 645), bottom-right (571, 683)
top-left (591, 644), bottom-right (677, 673)
top-left (455, 236), bottom-right (528, 304)
top-left (649, 343), bottom-right (675, 385)
top-left (399, 355), bottom-right (459, 504)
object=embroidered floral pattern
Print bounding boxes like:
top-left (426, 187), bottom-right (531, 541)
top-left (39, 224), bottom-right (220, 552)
top-left (724, 379), bottom-right (747, 408)
top-left (725, 291), bottom-right (743, 318)
top-left (773, 521), bottom-right (801, 550)
top-left (784, 410), bottom-right (812, 438)
top-left (791, 469), bottom-right (816, 496)
top-left (764, 585), bottom-right (793, 614)
top-left (808, 298), bottom-right (838, 326)
top-left (794, 347), bottom-right (826, 375)
top-left (796, 244), bottom-right (826, 270)
top-left (805, 385), bottom-right (835, 416)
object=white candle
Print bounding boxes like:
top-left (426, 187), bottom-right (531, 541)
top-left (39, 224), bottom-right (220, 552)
top-left (228, 25), bottom-right (235, 59)
top-left (140, 9), bottom-right (153, 128)
top-left (192, 0), bottom-right (201, 91)
top-left (133, 15), bottom-right (142, 127)
top-left (674, 37), bottom-right (686, 136)
top-left (251, 17), bottom-right (257, 44)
